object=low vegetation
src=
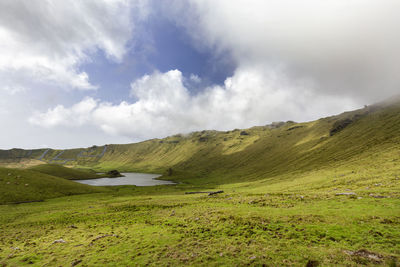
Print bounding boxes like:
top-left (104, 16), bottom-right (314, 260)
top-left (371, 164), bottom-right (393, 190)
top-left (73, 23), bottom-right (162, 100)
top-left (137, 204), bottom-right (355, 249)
top-left (0, 167), bottom-right (105, 204)
top-left (0, 163), bottom-right (398, 266)
top-left (0, 98), bottom-right (399, 265)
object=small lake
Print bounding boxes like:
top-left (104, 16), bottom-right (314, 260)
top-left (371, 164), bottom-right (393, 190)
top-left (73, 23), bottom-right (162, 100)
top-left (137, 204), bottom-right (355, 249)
top-left (75, 173), bottom-right (176, 186)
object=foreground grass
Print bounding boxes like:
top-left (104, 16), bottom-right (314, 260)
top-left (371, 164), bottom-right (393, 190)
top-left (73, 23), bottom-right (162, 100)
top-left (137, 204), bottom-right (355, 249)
top-left (1, 165), bottom-right (399, 266)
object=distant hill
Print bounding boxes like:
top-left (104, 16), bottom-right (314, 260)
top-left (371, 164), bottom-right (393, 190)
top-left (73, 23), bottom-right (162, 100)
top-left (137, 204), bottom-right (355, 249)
top-left (0, 97), bottom-right (399, 186)
top-left (1, 98), bottom-right (399, 266)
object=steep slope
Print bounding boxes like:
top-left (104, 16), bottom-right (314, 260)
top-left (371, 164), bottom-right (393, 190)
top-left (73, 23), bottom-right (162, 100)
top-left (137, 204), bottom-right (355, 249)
top-left (84, 98), bottom-right (400, 185)
top-left (0, 99), bottom-right (399, 266)
top-left (0, 98), bottom-right (399, 186)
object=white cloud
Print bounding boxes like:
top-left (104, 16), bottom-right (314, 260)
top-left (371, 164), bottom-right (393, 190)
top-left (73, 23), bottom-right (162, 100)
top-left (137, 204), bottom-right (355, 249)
top-left (0, 0), bottom-right (139, 91)
top-left (29, 97), bottom-right (98, 128)
top-left (164, 0), bottom-right (400, 102)
top-left (29, 69), bottom-right (357, 140)
top-left (1, 85), bottom-right (27, 95)
top-left (6, 1), bottom-right (400, 147)
top-left (189, 74), bottom-right (201, 83)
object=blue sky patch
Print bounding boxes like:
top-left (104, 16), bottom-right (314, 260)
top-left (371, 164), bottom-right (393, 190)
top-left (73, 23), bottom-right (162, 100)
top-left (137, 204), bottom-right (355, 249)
top-left (82, 10), bottom-right (235, 103)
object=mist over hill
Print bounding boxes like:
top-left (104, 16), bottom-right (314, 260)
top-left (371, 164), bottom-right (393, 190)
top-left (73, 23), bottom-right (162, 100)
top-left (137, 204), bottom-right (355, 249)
top-left (1, 97), bottom-right (399, 266)
top-left (1, 98), bottom-right (399, 186)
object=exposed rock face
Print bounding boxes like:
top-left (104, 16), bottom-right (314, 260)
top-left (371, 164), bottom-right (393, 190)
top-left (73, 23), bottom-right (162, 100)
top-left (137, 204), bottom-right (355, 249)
top-left (287, 125), bottom-right (304, 131)
top-left (106, 170), bottom-right (123, 177)
top-left (240, 131), bottom-right (249, 136)
top-left (330, 118), bottom-right (353, 136)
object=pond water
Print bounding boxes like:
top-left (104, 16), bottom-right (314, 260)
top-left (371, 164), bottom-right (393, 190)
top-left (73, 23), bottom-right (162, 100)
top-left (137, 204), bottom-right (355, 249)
top-left (75, 173), bottom-right (176, 186)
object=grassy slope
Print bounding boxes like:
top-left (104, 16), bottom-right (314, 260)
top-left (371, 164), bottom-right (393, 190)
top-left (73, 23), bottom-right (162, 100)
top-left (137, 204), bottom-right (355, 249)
top-left (0, 100), bottom-right (399, 266)
top-left (27, 164), bottom-right (105, 180)
top-left (0, 167), bottom-right (106, 204)
top-left (86, 100), bottom-right (400, 186)
top-left (1, 99), bottom-right (398, 185)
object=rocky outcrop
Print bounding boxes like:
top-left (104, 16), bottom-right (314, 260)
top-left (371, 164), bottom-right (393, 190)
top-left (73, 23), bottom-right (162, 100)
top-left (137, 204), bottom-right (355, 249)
top-left (329, 118), bottom-right (353, 136)
top-left (106, 170), bottom-right (123, 177)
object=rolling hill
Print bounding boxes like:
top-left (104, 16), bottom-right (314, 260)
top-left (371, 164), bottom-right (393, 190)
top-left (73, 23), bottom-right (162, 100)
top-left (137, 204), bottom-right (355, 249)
top-left (0, 98), bottom-right (399, 266)
top-left (27, 164), bottom-right (105, 180)
top-left (0, 167), bottom-right (105, 204)
top-left (1, 97), bottom-right (399, 186)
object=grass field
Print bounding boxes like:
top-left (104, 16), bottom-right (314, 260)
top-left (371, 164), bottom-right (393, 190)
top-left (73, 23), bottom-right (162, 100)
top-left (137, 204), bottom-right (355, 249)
top-left (0, 99), bottom-right (399, 266)
top-left (0, 167), bottom-right (106, 205)
top-left (0, 164), bottom-right (399, 266)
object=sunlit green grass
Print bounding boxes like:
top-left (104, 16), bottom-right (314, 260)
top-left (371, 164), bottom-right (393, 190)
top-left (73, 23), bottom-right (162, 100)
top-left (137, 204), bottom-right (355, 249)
top-left (0, 100), bottom-right (400, 265)
top-left (0, 167), bottom-right (106, 204)
top-left (0, 170), bottom-right (399, 266)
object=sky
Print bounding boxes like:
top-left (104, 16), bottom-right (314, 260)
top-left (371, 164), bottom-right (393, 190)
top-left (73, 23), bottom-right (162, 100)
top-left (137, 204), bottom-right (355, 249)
top-left (0, 0), bottom-right (399, 149)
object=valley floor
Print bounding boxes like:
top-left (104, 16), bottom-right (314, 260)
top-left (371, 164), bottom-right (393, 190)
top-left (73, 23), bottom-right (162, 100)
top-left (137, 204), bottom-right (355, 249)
top-left (1, 165), bottom-right (399, 266)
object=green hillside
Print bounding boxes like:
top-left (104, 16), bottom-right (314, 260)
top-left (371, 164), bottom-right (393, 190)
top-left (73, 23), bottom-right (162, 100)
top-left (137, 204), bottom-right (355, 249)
top-left (1, 98), bottom-right (399, 188)
top-left (28, 164), bottom-right (105, 180)
top-left (0, 99), bottom-right (399, 266)
top-left (0, 167), bottom-right (105, 204)
top-left (85, 98), bottom-right (400, 187)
